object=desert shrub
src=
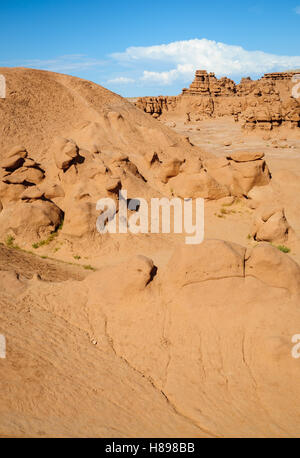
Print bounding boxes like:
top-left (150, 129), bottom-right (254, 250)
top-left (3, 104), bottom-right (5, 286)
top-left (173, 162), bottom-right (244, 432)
top-left (276, 245), bottom-right (290, 254)
top-left (83, 264), bottom-right (96, 271)
top-left (5, 235), bottom-right (15, 247)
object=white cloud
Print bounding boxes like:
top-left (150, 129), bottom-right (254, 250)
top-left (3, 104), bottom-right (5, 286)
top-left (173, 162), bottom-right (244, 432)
top-left (111, 38), bottom-right (300, 85)
top-left (141, 65), bottom-right (193, 84)
top-left (0, 55), bottom-right (105, 72)
top-left (295, 6), bottom-right (300, 14)
top-left (25, 55), bottom-right (106, 72)
top-left (107, 76), bottom-right (135, 84)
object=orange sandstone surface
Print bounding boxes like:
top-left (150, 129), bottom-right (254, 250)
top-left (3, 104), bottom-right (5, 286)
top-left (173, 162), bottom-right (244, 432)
top-left (0, 68), bottom-right (300, 438)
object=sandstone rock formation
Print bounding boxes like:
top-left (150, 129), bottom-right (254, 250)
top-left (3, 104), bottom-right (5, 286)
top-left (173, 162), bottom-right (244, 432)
top-left (0, 69), bottom-right (277, 250)
top-left (251, 206), bottom-right (292, 243)
top-left (135, 69), bottom-right (300, 131)
top-left (1, 68), bottom-right (300, 439)
top-left (182, 70), bottom-right (236, 97)
top-left (204, 151), bottom-right (271, 196)
top-left (168, 170), bottom-right (230, 200)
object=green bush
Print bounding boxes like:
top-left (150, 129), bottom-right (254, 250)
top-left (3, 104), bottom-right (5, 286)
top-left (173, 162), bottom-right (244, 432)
top-left (83, 264), bottom-right (96, 271)
top-left (5, 235), bottom-right (15, 247)
top-left (276, 245), bottom-right (290, 254)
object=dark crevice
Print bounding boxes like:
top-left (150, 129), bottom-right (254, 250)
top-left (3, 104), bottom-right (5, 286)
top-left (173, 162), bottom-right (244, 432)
top-left (3, 180), bottom-right (35, 187)
top-left (4, 158), bottom-right (25, 172)
top-left (146, 265), bottom-right (158, 286)
top-left (62, 153), bottom-right (85, 173)
top-left (150, 153), bottom-right (162, 165)
top-left (108, 181), bottom-right (122, 196)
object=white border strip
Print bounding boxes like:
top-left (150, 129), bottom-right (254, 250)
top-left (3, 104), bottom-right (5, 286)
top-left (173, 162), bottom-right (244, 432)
top-left (0, 334), bottom-right (6, 359)
top-left (0, 75), bottom-right (6, 99)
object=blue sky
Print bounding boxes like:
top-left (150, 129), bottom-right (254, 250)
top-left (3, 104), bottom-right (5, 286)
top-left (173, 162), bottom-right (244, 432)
top-left (0, 0), bottom-right (300, 96)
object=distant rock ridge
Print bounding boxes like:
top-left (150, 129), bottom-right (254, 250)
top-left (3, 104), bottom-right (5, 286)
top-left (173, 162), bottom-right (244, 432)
top-left (135, 69), bottom-right (300, 130)
top-left (262, 70), bottom-right (300, 80)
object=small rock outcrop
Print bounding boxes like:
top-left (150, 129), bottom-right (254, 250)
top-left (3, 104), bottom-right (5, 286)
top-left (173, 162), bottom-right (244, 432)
top-left (0, 145), bottom-right (63, 240)
top-left (251, 206), bottom-right (292, 243)
top-left (204, 152), bottom-right (271, 197)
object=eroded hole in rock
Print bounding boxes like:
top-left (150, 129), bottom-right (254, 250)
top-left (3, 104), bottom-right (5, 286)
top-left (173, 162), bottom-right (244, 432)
top-left (150, 153), bottom-right (162, 165)
top-left (146, 265), bottom-right (158, 286)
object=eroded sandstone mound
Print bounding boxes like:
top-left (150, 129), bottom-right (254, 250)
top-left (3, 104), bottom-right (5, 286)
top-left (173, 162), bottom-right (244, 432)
top-left (0, 68), bottom-right (275, 247)
top-left (1, 240), bottom-right (300, 437)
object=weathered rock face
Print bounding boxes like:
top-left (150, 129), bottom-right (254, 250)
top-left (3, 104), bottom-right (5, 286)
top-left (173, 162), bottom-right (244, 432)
top-left (245, 242), bottom-right (300, 293)
top-left (204, 152), bottom-right (271, 197)
top-left (0, 145), bottom-right (64, 240)
top-left (52, 137), bottom-right (81, 170)
top-left (251, 206), bottom-right (293, 243)
top-left (163, 240), bottom-right (246, 288)
top-left (0, 147), bottom-right (46, 206)
top-left (182, 70), bottom-right (236, 97)
top-left (0, 200), bottom-right (63, 240)
top-left (242, 97), bottom-right (300, 131)
top-left (135, 69), bottom-right (300, 130)
top-left (135, 96), bottom-right (178, 117)
top-left (262, 71), bottom-right (300, 81)
top-left (168, 170), bottom-right (230, 200)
